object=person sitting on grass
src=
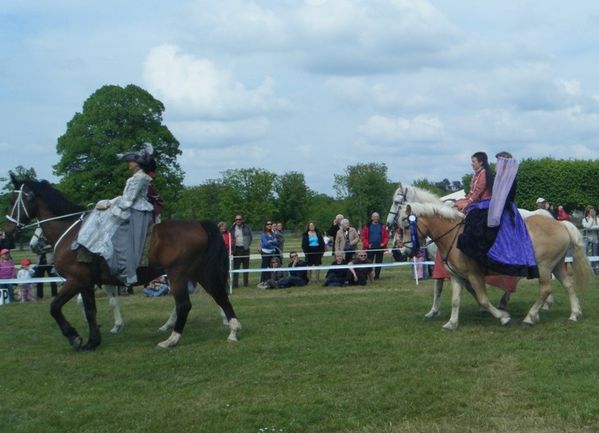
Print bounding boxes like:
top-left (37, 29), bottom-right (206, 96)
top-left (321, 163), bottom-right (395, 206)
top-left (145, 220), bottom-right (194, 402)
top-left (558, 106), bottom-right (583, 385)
top-left (276, 252), bottom-right (309, 288)
top-left (324, 253), bottom-right (349, 287)
top-left (347, 251), bottom-right (373, 286)
top-left (257, 257), bottom-right (288, 289)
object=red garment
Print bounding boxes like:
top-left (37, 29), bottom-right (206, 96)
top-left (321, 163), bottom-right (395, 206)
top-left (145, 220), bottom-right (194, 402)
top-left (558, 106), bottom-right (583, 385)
top-left (222, 232), bottom-right (232, 255)
top-left (557, 208), bottom-right (571, 221)
top-left (361, 222), bottom-right (390, 250)
top-left (432, 250), bottom-right (518, 292)
top-left (455, 168), bottom-right (492, 212)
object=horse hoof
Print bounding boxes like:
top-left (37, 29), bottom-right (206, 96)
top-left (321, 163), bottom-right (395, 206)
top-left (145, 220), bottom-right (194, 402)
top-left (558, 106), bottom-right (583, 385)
top-left (70, 336), bottom-right (83, 351)
top-left (81, 342), bottom-right (97, 351)
top-left (500, 316), bottom-right (511, 326)
top-left (424, 310), bottom-right (440, 319)
top-left (158, 323), bottom-right (173, 332)
top-left (227, 318), bottom-right (241, 342)
top-left (110, 323), bottom-right (124, 334)
top-left (157, 331), bottom-right (181, 348)
top-left (442, 322), bottom-right (457, 331)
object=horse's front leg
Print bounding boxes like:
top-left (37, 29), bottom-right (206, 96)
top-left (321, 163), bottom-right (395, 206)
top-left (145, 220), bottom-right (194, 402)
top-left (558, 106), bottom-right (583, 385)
top-left (469, 276), bottom-right (511, 326)
top-left (79, 286), bottom-right (102, 350)
top-left (425, 279), bottom-right (443, 318)
top-left (50, 281), bottom-right (84, 350)
top-left (158, 271), bottom-right (191, 348)
top-left (442, 278), bottom-right (462, 331)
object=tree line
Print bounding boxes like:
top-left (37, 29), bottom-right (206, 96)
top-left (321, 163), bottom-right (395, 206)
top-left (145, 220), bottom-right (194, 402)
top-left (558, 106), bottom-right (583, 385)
top-left (3, 84), bottom-right (599, 232)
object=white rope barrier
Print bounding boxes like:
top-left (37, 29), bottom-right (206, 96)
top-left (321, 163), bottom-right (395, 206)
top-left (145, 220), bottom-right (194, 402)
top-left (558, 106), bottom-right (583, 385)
top-left (1, 256), bottom-right (596, 286)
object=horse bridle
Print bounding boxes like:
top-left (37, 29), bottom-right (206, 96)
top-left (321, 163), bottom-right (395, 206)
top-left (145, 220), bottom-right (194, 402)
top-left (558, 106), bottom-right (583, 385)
top-left (6, 185), bottom-right (86, 230)
top-left (5, 184), bottom-right (87, 250)
top-left (388, 190), bottom-right (464, 260)
top-left (5, 184), bottom-right (33, 230)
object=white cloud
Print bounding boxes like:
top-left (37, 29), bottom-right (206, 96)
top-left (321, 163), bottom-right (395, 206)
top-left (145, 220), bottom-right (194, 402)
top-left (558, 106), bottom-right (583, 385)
top-left (358, 114), bottom-right (445, 144)
top-left (143, 44), bottom-right (289, 120)
top-left (167, 117), bottom-right (271, 147)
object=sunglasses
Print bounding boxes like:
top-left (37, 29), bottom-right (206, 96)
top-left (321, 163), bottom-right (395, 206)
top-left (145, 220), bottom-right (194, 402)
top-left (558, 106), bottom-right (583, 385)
top-left (235, 218), bottom-right (242, 221)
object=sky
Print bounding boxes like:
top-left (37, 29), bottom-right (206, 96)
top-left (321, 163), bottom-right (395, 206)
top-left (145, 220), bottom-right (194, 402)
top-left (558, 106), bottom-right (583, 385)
top-left (1, 0), bottom-right (599, 195)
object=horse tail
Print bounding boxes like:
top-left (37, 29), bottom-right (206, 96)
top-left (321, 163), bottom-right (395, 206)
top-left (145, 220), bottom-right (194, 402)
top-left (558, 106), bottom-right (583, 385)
top-left (561, 220), bottom-right (592, 292)
top-left (198, 220), bottom-right (229, 290)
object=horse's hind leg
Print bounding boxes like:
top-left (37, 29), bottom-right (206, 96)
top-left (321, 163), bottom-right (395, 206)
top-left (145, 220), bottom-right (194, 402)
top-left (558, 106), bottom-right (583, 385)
top-left (554, 264), bottom-right (582, 322)
top-left (522, 270), bottom-right (554, 325)
top-left (50, 281), bottom-right (85, 350)
top-left (157, 271), bottom-right (191, 348)
top-left (204, 283), bottom-right (241, 342)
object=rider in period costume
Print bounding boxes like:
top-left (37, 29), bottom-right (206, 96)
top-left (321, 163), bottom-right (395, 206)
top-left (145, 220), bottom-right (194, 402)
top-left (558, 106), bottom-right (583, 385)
top-left (75, 144), bottom-right (155, 285)
top-left (455, 151), bottom-right (538, 279)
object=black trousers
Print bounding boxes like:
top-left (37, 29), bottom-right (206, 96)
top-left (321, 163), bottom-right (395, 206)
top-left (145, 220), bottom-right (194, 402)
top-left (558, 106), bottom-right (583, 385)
top-left (232, 247), bottom-right (250, 287)
top-left (367, 249), bottom-right (384, 279)
top-left (35, 254), bottom-right (57, 298)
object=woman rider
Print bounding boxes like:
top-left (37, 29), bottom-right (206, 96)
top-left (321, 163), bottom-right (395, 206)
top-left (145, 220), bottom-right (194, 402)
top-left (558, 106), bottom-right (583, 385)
top-left (455, 151), bottom-right (538, 279)
top-left (76, 144), bottom-right (155, 285)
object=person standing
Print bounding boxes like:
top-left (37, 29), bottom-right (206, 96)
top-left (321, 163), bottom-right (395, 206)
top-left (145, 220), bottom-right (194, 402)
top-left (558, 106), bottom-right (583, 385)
top-left (582, 206), bottom-right (599, 274)
top-left (361, 212), bottom-right (389, 280)
top-left (273, 222), bottom-right (285, 258)
top-left (230, 214), bottom-right (252, 288)
top-left (335, 218), bottom-right (360, 262)
top-left (218, 221), bottom-right (232, 255)
top-left (0, 249), bottom-right (16, 302)
top-left (17, 259), bottom-right (36, 303)
top-left (30, 228), bottom-right (58, 300)
top-left (556, 205), bottom-right (571, 221)
top-left (301, 222), bottom-right (326, 282)
top-left (0, 230), bottom-right (15, 250)
top-left (326, 214), bottom-right (344, 253)
top-left (259, 221), bottom-right (279, 283)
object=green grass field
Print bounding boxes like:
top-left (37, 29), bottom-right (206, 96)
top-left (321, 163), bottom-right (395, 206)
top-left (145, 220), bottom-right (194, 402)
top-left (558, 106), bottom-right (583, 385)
top-left (1, 258), bottom-right (599, 433)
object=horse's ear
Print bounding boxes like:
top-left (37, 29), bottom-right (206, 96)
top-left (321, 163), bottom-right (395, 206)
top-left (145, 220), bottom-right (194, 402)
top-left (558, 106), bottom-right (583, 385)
top-left (10, 173), bottom-right (21, 188)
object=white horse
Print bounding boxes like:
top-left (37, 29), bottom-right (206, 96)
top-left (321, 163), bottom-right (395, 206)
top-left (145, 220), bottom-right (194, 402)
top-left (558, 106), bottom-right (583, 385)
top-left (387, 184), bottom-right (590, 330)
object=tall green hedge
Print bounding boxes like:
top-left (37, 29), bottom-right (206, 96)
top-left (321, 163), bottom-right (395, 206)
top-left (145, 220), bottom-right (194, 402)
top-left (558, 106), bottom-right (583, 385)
top-left (462, 158), bottom-right (599, 211)
top-left (517, 158), bottom-right (599, 211)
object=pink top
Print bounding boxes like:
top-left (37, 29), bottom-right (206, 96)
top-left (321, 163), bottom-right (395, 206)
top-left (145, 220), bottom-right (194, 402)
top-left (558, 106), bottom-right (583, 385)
top-left (0, 260), bottom-right (15, 279)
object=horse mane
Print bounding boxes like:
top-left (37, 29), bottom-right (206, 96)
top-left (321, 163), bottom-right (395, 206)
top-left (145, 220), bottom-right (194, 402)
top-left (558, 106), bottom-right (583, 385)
top-left (406, 185), bottom-right (464, 220)
top-left (23, 180), bottom-right (85, 217)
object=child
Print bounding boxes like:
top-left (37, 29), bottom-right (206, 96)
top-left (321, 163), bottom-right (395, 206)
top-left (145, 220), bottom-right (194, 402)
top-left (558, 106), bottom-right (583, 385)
top-left (17, 258), bottom-right (36, 302)
top-left (0, 248), bottom-right (16, 302)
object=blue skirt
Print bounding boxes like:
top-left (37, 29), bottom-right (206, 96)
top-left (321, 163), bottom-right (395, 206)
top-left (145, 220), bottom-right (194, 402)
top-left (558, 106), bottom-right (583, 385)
top-left (457, 199), bottom-right (539, 279)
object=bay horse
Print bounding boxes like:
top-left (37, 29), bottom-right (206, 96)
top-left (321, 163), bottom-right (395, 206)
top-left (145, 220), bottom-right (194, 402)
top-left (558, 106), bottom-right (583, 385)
top-left (4, 176), bottom-right (241, 350)
top-left (386, 183), bottom-right (591, 330)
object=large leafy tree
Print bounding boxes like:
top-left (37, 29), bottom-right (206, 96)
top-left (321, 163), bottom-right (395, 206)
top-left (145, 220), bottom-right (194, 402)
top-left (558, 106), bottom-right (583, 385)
top-left (274, 171), bottom-right (309, 229)
top-left (174, 180), bottom-right (230, 221)
top-left (220, 168), bottom-right (277, 228)
top-left (53, 84), bottom-right (184, 212)
top-left (334, 162), bottom-right (396, 226)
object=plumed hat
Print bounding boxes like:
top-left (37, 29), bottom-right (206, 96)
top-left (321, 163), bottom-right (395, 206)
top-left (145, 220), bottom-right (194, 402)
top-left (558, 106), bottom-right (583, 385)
top-left (117, 143), bottom-right (154, 167)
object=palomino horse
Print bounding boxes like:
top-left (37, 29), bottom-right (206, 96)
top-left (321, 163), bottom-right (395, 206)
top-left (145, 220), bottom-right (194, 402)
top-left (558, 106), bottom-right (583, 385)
top-left (4, 177), bottom-right (241, 350)
top-left (386, 184), bottom-right (591, 330)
